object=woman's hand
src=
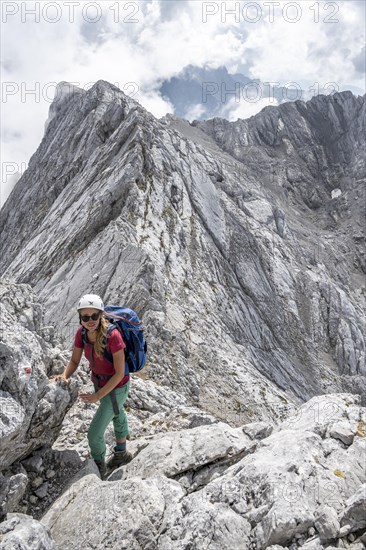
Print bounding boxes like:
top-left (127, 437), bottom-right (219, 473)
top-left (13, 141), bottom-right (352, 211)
top-left (92, 350), bottom-right (125, 400)
top-left (50, 350), bottom-right (82, 384)
top-left (51, 372), bottom-right (70, 384)
top-left (79, 393), bottom-right (99, 404)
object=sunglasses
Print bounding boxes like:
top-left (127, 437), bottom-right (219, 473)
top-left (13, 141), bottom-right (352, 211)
top-left (80, 313), bottom-right (101, 322)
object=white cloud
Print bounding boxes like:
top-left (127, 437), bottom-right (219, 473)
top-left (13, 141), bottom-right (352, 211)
top-left (1, 0), bottom-right (365, 207)
top-left (183, 103), bottom-right (207, 121)
top-left (220, 96), bottom-right (280, 122)
top-left (242, 0), bottom-right (366, 92)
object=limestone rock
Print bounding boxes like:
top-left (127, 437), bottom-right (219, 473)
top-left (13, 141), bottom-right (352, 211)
top-left (340, 484), bottom-right (366, 532)
top-left (34, 482), bottom-right (49, 499)
top-left (242, 421), bottom-right (273, 440)
top-left (108, 421), bottom-right (254, 485)
top-left (21, 456), bottom-right (43, 474)
top-left (0, 83), bottom-right (364, 428)
top-left (0, 473), bottom-right (28, 517)
top-left (0, 80), bottom-right (365, 549)
top-left (0, 283), bottom-right (78, 472)
top-left (314, 505), bottom-right (340, 542)
top-left (0, 513), bottom-right (56, 549)
top-left (300, 538), bottom-right (324, 549)
top-left (41, 474), bottom-right (185, 550)
top-left (328, 420), bottom-right (356, 445)
top-left (0, 282), bottom-right (81, 522)
top-left (38, 393), bottom-right (365, 550)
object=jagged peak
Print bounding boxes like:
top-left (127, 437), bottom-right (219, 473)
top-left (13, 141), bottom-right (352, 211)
top-left (44, 79), bottom-right (145, 136)
top-left (48, 79), bottom-right (141, 114)
top-left (53, 81), bottom-right (83, 99)
top-left (296, 89), bottom-right (364, 112)
top-left (86, 79), bottom-right (131, 103)
top-left (192, 89), bottom-right (364, 128)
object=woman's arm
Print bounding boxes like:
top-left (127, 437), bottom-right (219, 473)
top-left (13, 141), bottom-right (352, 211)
top-left (53, 346), bottom-right (83, 382)
top-left (79, 349), bottom-right (126, 403)
top-left (95, 349), bottom-right (125, 400)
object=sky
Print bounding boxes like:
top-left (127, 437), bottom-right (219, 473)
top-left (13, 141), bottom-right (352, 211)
top-left (1, 0), bottom-right (365, 206)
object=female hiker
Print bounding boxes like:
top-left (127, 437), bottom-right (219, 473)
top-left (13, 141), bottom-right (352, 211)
top-left (54, 293), bottom-right (132, 478)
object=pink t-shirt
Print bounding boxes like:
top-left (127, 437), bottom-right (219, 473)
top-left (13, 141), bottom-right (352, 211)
top-left (74, 326), bottom-right (129, 388)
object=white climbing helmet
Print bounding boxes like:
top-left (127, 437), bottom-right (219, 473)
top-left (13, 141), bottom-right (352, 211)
top-left (77, 294), bottom-right (104, 312)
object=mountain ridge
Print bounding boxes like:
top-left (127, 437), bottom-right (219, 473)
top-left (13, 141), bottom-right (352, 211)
top-left (0, 81), bottom-right (365, 424)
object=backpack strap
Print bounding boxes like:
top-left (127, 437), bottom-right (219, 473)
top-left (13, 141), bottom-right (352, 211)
top-left (81, 326), bottom-right (87, 347)
top-left (81, 325), bottom-right (114, 361)
top-left (93, 373), bottom-right (119, 416)
top-left (102, 323), bottom-right (115, 363)
top-left (104, 324), bottom-right (129, 378)
top-left (81, 325), bottom-right (119, 415)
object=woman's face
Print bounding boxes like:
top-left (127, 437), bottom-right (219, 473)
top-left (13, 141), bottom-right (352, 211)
top-left (79, 308), bottom-right (101, 331)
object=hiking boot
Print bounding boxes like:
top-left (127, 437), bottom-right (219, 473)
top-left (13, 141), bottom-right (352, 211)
top-left (106, 448), bottom-right (133, 470)
top-left (94, 460), bottom-right (107, 479)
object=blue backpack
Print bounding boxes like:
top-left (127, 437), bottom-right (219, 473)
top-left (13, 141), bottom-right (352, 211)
top-left (81, 305), bottom-right (147, 373)
top-left (104, 306), bottom-right (147, 373)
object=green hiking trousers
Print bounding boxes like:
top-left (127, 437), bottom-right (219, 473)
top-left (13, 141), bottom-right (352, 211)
top-left (87, 381), bottom-right (130, 462)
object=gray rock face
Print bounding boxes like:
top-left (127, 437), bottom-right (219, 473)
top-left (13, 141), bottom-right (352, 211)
top-left (328, 420), bottom-right (356, 445)
top-left (314, 506), bottom-right (340, 542)
top-left (0, 282), bottom-right (78, 471)
top-left (340, 483), bottom-right (366, 532)
top-left (1, 83), bottom-right (365, 548)
top-left (0, 473), bottom-right (28, 516)
top-left (0, 289), bottom-right (365, 550)
top-left (0, 82), bottom-right (365, 425)
top-left (242, 421), bottom-right (273, 440)
top-left (107, 421), bottom-right (256, 485)
top-left (39, 393), bottom-right (366, 550)
top-left (42, 474), bottom-right (186, 550)
top-left (193, 91), bottom-right (365, 196)
top-left (0, 513), bottom-right (56, 549)
top-left (0, 282), bottom-right (79, 522)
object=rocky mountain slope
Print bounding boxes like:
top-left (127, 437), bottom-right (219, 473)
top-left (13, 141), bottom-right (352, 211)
top-left (40, 393), bottom-right (366, 550)
top-left (3, 384), bottom-right (366, 549)
top-left (0, 81), bottom-right (365, 423)
top-left (0, 283), bottom-right (78, 520)
top-left (0, 81), bottom-right (365, 549)
top-left (0, 284), bottom-right (365, 550)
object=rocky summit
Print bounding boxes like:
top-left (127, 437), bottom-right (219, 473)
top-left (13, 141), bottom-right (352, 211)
top-left (0, 81), bottom-right (365, 549)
